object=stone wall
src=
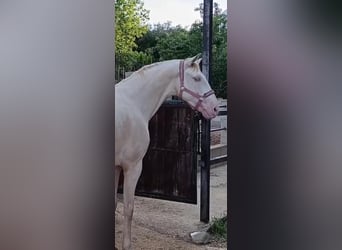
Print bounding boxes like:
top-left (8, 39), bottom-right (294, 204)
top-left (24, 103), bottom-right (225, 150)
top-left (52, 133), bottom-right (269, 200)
top-left (211, 132), bottom-right (221, 145)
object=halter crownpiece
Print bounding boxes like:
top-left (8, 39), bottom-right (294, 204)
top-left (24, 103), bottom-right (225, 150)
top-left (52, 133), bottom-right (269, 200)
top-left (178, 60), bottom-right (215, 110)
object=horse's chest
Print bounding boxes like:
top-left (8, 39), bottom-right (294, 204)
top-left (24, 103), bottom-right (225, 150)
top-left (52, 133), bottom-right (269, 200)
top-left (115, 112), bottom-right (150, 166)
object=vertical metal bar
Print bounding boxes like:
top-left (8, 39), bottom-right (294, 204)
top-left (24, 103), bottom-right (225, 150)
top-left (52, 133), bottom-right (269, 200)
top-left (200, 0), bottom-right (213, 223)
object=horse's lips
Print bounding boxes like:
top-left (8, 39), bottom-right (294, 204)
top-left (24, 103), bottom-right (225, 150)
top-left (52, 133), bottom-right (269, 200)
top-left (201, 110), bottom-right (217, 120)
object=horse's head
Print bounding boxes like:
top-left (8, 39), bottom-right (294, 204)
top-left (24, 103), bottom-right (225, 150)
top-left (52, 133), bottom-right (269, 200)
top-left (176, 55), bottom-right (219, 119)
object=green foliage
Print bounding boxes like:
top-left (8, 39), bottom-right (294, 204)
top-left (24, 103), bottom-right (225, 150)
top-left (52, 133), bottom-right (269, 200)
top-left (135, 2), bottom-right (227, 97)
top-left (115, 0), bottom-right (150, 54)
top-left (207, 215), bottom-right (227, 240)
top-left (188, 21), bottom-right (203, 55)
top-left (136, 22), bottom-right (199, 61)
top-left (155, 26), bottom-right (193, 60)
top-left (194, 2), bottom-right (224, 18)
top-left (192, 2), bottom-right (227, 98)
top-left (116, 1), bottom-right (227, 98)
top-left (115, 0), bottom-right (150, 81)
top-left (211, 8), bottom-right (227, 99)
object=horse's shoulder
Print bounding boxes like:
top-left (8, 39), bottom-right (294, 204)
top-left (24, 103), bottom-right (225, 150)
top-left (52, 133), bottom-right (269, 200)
top-left (115, 102), bottom-right (147, 131)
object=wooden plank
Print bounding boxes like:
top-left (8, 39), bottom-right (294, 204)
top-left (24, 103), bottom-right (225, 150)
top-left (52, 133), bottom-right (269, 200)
top-left (118, 102), bottom-right (198, 204)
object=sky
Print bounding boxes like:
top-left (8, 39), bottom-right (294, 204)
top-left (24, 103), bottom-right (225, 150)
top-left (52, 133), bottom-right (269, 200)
top-left (143, 0), bottom-right (227, 28)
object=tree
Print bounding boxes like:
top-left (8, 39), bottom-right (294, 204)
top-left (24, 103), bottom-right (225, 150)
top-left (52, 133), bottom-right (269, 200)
top-left (136, 22), bottom-right (196, 62)
top-left (115, 0), bottom-right (150, 81)
top-left (194, 2), bottom-right (223, 17)
top-left (192, 2), bottom-right (227, 98)
top-left (135, 23), bottom-right (172, 62)
top-left (155, 25), bottom-right (193, 60)
top-left (135, 2), bottom-right (227, 97)
top-left (115, 0), bottom-right (150, 54)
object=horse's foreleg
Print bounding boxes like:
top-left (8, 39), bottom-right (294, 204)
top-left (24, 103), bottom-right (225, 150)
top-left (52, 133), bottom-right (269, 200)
top-left (122, 161), bottom-right (142, 250)
top-left (114, 165), bottom-right (121, 212)
top-left (114, 166), bottom-right (121, 250)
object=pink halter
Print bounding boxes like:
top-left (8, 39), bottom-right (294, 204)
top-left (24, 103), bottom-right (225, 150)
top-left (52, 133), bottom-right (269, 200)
top-left (178, 60), bottom-right (215, 110)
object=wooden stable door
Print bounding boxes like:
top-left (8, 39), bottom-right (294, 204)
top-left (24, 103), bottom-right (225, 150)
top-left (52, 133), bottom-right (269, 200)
top-left (118, 101), bottom-right (198, 204)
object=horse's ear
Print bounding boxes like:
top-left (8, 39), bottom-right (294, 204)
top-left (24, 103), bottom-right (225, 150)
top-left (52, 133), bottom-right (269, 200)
top-left (190, 53), bottom-right (202, 64)
top-left (195, 57), bottom-right (202, 65)
top-left (187, 53), bottom-right (202, 68)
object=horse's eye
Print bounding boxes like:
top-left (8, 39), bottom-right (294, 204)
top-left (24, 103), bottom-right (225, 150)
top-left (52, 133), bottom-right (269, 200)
top-left (193, 76), bottom-right (201, 82)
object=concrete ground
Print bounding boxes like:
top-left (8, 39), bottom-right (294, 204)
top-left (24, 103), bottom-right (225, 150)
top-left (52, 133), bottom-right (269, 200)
top-left (115, 164), bottom-right (227, 250)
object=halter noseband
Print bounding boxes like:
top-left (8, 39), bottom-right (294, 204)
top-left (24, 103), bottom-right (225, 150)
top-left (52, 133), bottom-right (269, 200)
top-left (178, 60), bottom-right (215, 110)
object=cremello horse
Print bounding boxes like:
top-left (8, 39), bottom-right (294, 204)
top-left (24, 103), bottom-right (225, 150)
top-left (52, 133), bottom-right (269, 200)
top-left (115, 55), bottom-right (219, 250)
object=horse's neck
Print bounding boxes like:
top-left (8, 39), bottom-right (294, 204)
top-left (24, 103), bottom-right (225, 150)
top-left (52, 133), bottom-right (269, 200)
top-left (117, 62), bottom-right (178, 121)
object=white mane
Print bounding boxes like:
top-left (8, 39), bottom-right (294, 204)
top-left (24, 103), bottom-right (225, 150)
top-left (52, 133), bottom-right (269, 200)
top-left (116, 61), bottom-right (169, 86)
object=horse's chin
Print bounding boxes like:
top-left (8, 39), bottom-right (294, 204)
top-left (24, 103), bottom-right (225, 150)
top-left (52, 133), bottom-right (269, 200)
top-left (196, 102), bottom-right (218, 120)
top-left (201, 110), bottom-right (216, 120)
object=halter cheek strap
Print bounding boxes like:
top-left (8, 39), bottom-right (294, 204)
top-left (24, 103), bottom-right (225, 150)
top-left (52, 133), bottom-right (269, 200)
top-left (178, 60), bottom-right (215, 110)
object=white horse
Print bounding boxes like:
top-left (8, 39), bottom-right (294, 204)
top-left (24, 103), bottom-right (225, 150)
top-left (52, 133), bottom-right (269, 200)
top-left (115, 55), bottom-right (219, 250)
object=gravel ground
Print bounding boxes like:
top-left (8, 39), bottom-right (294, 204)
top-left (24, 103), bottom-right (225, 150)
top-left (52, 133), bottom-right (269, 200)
top-left (115, 164), bottom-right (227, 250)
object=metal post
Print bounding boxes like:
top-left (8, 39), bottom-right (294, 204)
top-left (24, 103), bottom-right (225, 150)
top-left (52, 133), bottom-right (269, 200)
top-left (200, 0), bottom-right (213, 223)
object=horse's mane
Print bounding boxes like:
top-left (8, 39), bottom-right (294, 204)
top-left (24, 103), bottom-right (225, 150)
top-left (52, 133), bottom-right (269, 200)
top-left (137, 62), bottom-right (161, 73)
top-left (116, 59), bottom-right (200, 85)
top-left (117, 62), bottom-right (162, 85)
top-left (136, 60), bottom-right (200, 74)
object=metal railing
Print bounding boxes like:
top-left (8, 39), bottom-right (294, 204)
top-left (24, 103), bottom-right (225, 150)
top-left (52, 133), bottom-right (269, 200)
top-left (196, 105), bottom-right (227, 166)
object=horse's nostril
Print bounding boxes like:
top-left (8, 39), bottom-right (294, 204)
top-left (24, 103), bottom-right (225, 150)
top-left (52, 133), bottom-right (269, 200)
top-left (214, 107), bottom-right (218, 112)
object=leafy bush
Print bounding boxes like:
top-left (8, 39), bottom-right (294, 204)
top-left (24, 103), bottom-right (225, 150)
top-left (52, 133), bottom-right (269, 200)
top-left (207, 215), bottom-right (227, 239)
